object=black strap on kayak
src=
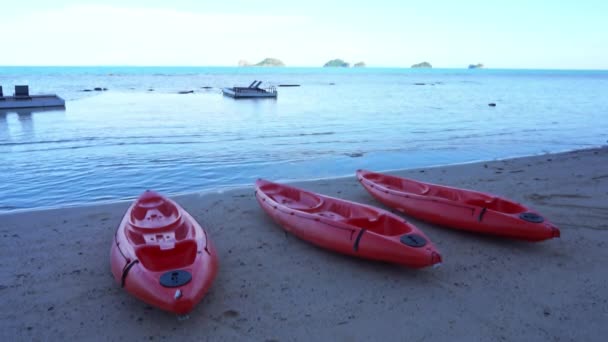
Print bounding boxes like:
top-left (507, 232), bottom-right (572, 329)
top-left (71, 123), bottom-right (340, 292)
top-left (121, 260), bottom-right (139, 288)
top-left (114, 239), bottom-right (129, 261)
top-left (353, 229), bottom-right (367, 252)
top-left (478, 207), bottom-right (487, 222)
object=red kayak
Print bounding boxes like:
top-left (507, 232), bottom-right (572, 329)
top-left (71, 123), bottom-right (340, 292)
top-left (357, 170), bottom-right (561, 242)
top-left (110, 190), bottom-right (218, 314)
top-left (255, 179), bottom-right (441, 268)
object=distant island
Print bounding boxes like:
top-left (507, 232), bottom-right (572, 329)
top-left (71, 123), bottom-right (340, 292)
top-left (255, 58), bottom-right (285, 67)
top-left (324, 59), bottom-right (349, 67)
top-left (238, 58), bottom-right (285, 67)
top-left (353, 61), bottom-right (366, 67)
top-left (468, 63), bottom-right (484, 69)
top-left (411, 61), bottom-right (432, 68)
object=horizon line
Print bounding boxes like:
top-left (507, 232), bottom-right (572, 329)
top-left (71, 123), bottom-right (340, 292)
top-left (1, 65), bottom-right (607, 71)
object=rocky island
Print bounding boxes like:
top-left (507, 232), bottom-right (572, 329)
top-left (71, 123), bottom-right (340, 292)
top-left (353, 61), bottom-right (366, 67)
top-left (468, 63), bottom-right (484, 69)
top-left (238, 58), bottom-right (285, 67)
top-left (323, 59), bottom-right (349, 67)
top-left (412, 61), bottom-right (432, 68)
top-left (254, 58), bottom-right (285, 67)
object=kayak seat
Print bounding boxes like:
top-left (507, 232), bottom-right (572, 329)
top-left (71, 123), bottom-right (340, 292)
top-left (428, 187), bottom-right (459, 201)
top-left (465, 196), bottom-right (496, 207)
top-left (130, 199), bottom-right (181, 229)
top-left (389, 181), bottom-right (430, 196)
top-left (127, 218), bottom-right (190, 245)
top-left (343, 216), bottom-right (378, 227)
top-left (272, 193), bottom-right (324, 212)
top-left (347, 215), bottom-right (411, 236)
top-left (466, 197), bottom-right (526, 214)
top-left (316, 211), bottom-right (346, 220)
top-left (135, 239), bottom-right (197, 272)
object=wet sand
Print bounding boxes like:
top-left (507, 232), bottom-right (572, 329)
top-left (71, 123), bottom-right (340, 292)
top-left (1, 147), bottom-right (607, 341)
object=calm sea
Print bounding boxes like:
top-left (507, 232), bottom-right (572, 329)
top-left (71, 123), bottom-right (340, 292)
top-left (1, 67), bottom-right (607, 212)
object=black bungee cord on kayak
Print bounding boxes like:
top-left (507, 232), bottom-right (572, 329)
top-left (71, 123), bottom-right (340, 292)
top-left (121, 260), bottom-right (139, 288)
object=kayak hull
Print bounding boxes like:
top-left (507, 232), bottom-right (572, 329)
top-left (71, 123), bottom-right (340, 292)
top-left (110, 191), bottom-right (218, 314)
top-left (255, 179), bottom-right (441, 268)
top-left (357, 170), bottom-right (560, 242)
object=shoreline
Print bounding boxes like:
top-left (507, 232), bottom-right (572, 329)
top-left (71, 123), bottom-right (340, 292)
top-left (1, 147), bottom-right (607, 340)
top-left (2, 145), bottom-right (605, 215)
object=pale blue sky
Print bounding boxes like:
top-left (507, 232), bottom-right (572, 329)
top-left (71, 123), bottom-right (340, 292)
top-left (1, 0), bottom-right (606, 68)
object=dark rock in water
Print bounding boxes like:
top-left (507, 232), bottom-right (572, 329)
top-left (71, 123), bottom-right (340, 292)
top-left (488, 103), bottom-right (497, 107)
top-left (178, 90), bottom-right (194, 94)
top-left (94, 87), bottom-right (103, 91)
top-left (345, 152), bottom-right (364, 158)
top-left (414, 83), bottom-right (425, 86)
top-left (329, 82), bottom-right (335, 85)
top-left (278, 84), bottom-right (300, 87)
top-left (148, 88), bottom-right (154, 92)
top-left (201, 86), bottom-right (213, 89)
top-left (102, 88), bottom-right (108, 91)
top-left (82, 89), bottom-right (92, 92)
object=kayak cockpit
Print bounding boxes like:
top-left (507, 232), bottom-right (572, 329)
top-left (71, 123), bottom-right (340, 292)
top-left (343, 214), bottom-right (413, 236)
top-left (125, 191), bottom-right (192, 249)
top-left (129, 191), bottom-right (182, 229)
top-left (135, 240), bottom-right (198, 272)
top-left (259, 181), bottom-right (324, 212)
top-left (358, 170), bottom-right (430, 195)
top-left (426, 186), bottom-right (460, 202)
top-left (464, 195), bottom-right (527, 214)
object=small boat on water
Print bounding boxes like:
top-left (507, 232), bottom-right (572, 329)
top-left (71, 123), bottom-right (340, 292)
top-left (255, 179), bottom-right (442, 268)
top-left (110, 190), bottom-right (218, 314)
top-left (357, 170), bottom-right (561, 242)
top-left (0, 85), bottom-right (65, 109)
top-left (222, 80), bottom-right (277, 98)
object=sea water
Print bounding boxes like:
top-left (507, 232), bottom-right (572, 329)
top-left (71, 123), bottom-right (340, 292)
top-left (1, 67), bottom-right (607, 211)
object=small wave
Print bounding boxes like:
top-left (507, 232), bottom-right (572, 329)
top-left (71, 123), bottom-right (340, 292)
top-left (0, 136), bottom-right (103, 147)
top-left (410, 128), bottom-right (474, 134)
top-left (256, 131), bottom-right (335, 139)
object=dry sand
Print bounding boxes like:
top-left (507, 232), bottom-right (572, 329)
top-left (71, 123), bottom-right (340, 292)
top-left (1, 147), bottom-right (607, 341)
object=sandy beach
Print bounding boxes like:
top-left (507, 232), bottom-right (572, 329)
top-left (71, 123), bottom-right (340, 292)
top-left (1, 147), bottom-right (607, 341)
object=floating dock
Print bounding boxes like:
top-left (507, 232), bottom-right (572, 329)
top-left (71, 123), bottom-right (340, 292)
top-left (222, 80), bottom-right (277, 99)
top-left (0, 85), bottom-right (65, 109)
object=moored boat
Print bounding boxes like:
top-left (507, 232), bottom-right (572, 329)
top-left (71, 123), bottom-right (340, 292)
top-left (110, 190), bottom-right (218, 314)
top-left (357, 170), bottom-right (561, 242)
top-left (255, 179), bottom-right (442, 268)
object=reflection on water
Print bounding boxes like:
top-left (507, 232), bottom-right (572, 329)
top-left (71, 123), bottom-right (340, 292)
top-left (0, 107), bottom-right (65, 140)
top-left (0, 112), bottom-right (7, 141)
top-left (16, 111), bottom-right (34, 136)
